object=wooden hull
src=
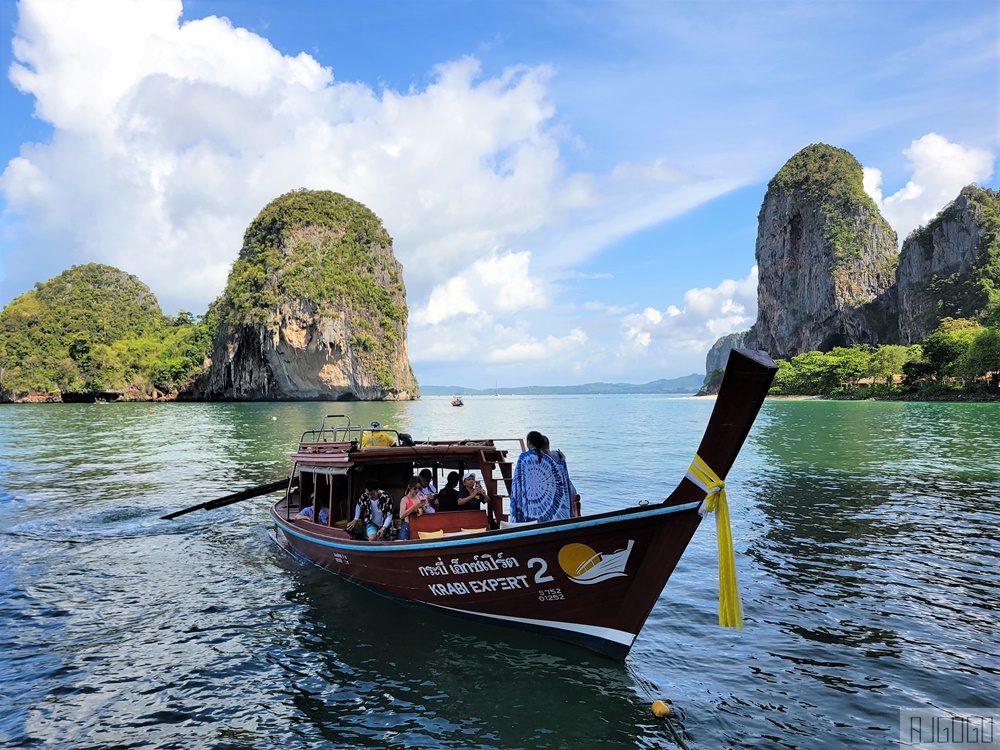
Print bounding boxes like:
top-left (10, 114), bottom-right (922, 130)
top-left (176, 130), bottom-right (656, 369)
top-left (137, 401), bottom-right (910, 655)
top-left (266, 348), bottom-right (778, 659)
top-left (271, 500), bottom-right (703, 658)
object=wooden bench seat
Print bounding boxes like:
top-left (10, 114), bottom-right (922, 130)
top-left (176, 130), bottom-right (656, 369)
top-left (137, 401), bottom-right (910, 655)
top-left (409, 510), bottom-right (488, 538)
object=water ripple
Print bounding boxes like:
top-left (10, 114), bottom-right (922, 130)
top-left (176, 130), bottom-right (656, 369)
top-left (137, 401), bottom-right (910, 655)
top-left (1, 398), bottom-right (997, 748)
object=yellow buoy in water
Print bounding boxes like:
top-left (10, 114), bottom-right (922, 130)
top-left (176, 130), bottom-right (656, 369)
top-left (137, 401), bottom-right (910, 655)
top-left (651, 700), bottom-right (672, 718)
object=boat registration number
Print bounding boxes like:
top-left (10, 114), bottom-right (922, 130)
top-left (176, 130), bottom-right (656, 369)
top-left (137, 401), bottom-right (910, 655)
top-left (537, 587), bottom-right (565, 602)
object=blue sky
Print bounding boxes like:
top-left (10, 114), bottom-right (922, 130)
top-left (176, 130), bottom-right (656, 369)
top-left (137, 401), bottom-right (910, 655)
top-left (0, 0), bottom-right (997, 387)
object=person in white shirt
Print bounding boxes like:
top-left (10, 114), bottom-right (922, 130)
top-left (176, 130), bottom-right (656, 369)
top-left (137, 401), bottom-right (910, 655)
top-left (417, 468), bottom-right (438, 511)
top-left (346, 479), bottom-right (395, 540)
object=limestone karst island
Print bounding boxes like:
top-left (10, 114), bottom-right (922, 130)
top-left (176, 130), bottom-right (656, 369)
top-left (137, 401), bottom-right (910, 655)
top-left (0, 190), bottom-right (418, 402)
top-left (702, 144), bottom-right (999, 398)
top-left (1, 146), bottom-right (998, 404)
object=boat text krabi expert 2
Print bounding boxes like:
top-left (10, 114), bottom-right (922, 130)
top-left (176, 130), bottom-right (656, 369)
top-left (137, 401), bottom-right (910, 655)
top-left (263, 349), bottom-right (776, 658)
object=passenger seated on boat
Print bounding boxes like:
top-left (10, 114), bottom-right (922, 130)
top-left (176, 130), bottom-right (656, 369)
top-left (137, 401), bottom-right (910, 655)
top-left (437, 471), bottom-right (460, 512)
top-left (346, 480), bottom-right (395, 541)
top-left (398, 476), bottom-right (432, 541)
top-left (417, 468), bottom-right (438, 510)
top-left (296, 504), bottom-right (330, 524)
top-left (509, 431), bottom-right (571, 523)
top-left (457, 473), bottom-right (488, 512)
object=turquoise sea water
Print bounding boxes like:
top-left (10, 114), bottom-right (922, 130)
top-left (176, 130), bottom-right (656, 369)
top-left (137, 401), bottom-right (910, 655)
top-left (1, 396), bottom-right (997, 748)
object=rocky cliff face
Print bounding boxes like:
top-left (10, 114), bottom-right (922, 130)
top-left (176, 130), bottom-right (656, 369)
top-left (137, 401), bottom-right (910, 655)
top-left (709, 146), bottom-right (998, 373)
top-left (192, 190), bottom-right (418, 401)
top-left (897, 186), bottom-right (1000, 343)
top-left (705, 328), bottom-right (757, 374)
top-left (755, 144), bottom-right (899, 360)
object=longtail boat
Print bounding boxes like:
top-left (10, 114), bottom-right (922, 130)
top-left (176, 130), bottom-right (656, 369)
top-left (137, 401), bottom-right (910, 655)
top-left (268, 349), bottom-right (776, 659)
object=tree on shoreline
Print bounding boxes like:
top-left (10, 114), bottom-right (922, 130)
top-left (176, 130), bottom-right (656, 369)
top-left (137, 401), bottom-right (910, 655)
top-left (0, 265), bottom-right (214, 401)
top-left (769, 319), bottom-right (1000, 397)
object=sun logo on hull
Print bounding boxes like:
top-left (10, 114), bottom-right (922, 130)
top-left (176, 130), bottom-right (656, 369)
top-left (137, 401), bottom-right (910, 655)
top-left (557, 540), bottom-right (635, 584)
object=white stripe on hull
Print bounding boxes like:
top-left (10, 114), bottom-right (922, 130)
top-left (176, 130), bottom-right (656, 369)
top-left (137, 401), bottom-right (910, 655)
top-left (429, 602), bottom-right (637, 648)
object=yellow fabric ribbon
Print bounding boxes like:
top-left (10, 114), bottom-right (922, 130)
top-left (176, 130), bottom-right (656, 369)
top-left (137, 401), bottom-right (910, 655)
top-left (686, 454), bottom-right (744, 630)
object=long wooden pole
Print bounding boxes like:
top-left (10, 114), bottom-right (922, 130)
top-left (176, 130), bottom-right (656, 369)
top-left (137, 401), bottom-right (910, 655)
top-left (161, 476), bottom-right (297, 520)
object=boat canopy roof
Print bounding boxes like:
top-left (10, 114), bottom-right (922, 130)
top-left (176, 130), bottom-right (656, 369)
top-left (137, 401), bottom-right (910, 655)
top-left (292, 414), bottom-right (521, 472)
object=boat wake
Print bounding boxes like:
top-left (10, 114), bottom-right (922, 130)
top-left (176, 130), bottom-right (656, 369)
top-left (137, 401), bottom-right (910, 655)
top-left (4, 507), bottom-right (183, 544)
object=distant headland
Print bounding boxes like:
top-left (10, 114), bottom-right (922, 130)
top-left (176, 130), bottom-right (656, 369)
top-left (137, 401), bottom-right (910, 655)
top-left (421, 373), bottom-right (704, 397)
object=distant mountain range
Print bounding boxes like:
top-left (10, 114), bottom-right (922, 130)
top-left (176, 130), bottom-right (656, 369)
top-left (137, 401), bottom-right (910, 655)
top-left (420, 373), bottom-right (704, 396)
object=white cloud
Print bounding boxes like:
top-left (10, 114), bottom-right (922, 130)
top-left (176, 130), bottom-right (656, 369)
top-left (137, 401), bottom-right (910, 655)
top-left (412, 250), bottom-right (547, 326)
top-left (582, 300), bottom-right (627, 315)
top-left (611, 158), bottom-right (691, 183)
top-left (0, 0), bottom-right (593, 314)
top-left (407, 314), bottom-right (587, 368)
top-left (488, 327), bottom-right (587, 364)
top-left (0, 0), bottom-right (750, 329)
top-left (413, 264), bottom-right (755, 381)
top-left (623, 266), bottom-right (757, 361)
top-left (862, 166), bottom-right (883, 206)
top-left (5, 2), bottom-right (992, 388)
top-left (863, 133), bottom-right (995, 243)
top-left (0, 0), bottom-right (768, 387)
top-left (540, 176), bottom-right (746, 269)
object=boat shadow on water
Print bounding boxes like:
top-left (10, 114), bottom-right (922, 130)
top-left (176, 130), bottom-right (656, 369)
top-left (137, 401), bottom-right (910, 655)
top-left (271, 561), bottom-right (681, 749)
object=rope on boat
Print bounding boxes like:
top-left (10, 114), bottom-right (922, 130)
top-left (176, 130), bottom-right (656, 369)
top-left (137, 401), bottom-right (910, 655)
top-left (686, 454), bottom-right (744, 630)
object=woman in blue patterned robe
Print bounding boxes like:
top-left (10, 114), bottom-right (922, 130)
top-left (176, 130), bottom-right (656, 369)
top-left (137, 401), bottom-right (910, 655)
top-left (509, 431), bottom-right (571, 523)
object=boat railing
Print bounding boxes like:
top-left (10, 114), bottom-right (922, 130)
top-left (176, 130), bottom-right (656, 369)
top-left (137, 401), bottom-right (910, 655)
top-left (299, 413), bottom-right (355, 443)
top-left (299, 415), bottom-right (401, 449)
top-left (492, 438), bottom-right (526, 453)
top-left (298, 428), bottom-right (340, 444)
top-left (295, 425), bottom-right (525, 456)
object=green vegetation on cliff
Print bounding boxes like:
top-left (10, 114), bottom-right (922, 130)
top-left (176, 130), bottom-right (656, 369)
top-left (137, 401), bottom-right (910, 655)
top-left (222, 190), bottom-right (405, 325)
top-left (767, 143), bottom-right (896, 269)
top-left (0, 264), bottom-right (212, 399)
top-left (217, 190), bottom-right (410, 391)
top-left (916, 186), bottom-right (1000, 326)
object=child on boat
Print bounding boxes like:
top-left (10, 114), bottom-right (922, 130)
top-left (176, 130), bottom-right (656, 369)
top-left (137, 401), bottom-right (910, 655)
top-left (295, 504), bottom-right (330, 524)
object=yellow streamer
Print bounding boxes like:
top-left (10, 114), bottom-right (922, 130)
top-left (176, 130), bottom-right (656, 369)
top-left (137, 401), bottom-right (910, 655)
top-left (687, 454), bottom-right (744, 630)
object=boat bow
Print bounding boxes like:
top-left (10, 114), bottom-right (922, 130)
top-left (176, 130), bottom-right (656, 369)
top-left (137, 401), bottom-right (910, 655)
top-left (269, 347), bottom-right (777, 658)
